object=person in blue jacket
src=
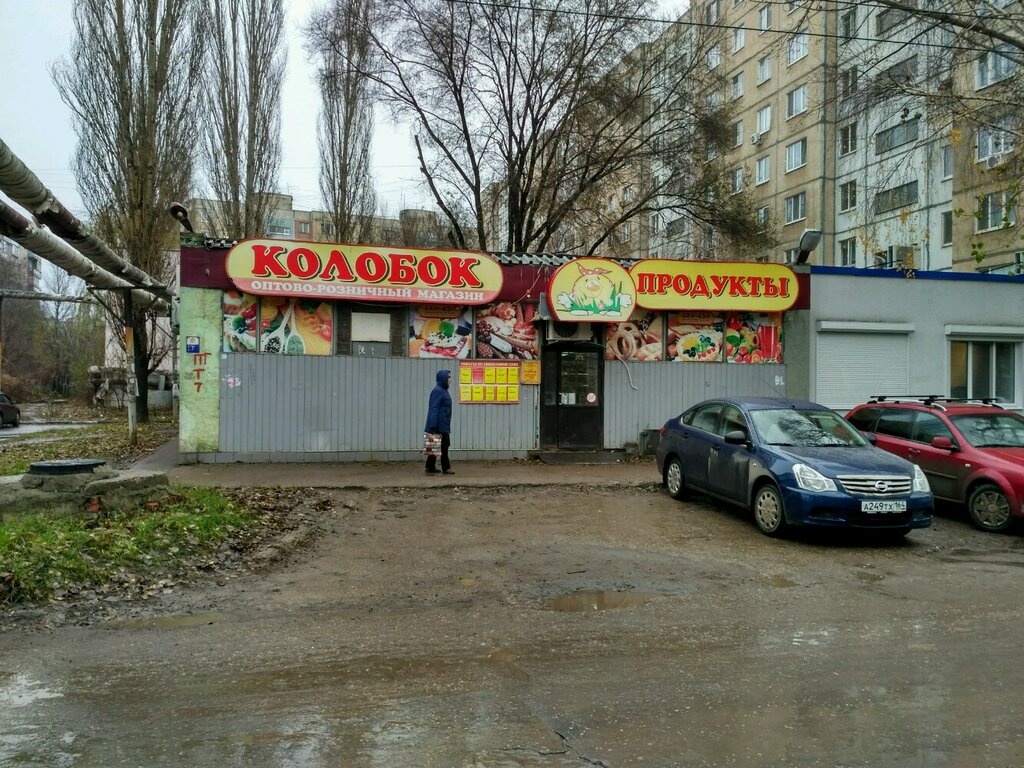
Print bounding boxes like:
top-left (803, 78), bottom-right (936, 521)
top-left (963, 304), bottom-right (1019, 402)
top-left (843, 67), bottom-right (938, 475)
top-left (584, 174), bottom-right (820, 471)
top-left (424, 369), bottom-right (454, 474)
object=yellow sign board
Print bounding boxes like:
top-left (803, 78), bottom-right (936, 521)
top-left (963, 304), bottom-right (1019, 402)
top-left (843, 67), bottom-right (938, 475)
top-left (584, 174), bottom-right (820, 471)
top-left (629, 260), bottom-right (799, 312)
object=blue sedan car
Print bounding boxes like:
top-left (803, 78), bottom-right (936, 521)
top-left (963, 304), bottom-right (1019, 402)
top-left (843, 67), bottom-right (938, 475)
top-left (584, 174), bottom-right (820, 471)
top-left (656, 397), bottom-right (933, 537)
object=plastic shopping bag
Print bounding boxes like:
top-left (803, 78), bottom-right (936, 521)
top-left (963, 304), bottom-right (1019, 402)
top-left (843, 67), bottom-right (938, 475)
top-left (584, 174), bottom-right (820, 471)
top-left (423, 432), bottom-right (442, 457)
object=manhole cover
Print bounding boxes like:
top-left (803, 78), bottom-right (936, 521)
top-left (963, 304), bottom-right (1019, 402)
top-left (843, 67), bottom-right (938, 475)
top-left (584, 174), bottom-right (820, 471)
top-left (28, 458), bottom-right (107, 476)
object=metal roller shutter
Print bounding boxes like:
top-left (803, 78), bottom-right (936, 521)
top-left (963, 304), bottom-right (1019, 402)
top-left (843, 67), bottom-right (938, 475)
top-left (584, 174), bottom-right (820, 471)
top-left (815, 333), bottom-right (909, 410)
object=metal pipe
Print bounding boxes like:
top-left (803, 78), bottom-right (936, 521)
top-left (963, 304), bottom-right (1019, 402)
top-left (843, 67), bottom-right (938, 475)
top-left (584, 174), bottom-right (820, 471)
top-left (0, 138), bottom-right (173, 302)
top-left (0, 201), bottom-right (169, 315)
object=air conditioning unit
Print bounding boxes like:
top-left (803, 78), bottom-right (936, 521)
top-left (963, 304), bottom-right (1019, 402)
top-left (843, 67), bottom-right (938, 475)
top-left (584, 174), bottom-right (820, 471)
top-left (547, 321), bottom-right (593, 342)
top-left (985, 155), bottom-right (1001, 169)
top-left (750, 133), bottom-right (762, 145)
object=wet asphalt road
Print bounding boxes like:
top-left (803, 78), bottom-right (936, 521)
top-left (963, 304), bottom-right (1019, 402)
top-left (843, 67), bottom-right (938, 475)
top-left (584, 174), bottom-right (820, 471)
top-left (2, 485), bottom-right (1024, 767)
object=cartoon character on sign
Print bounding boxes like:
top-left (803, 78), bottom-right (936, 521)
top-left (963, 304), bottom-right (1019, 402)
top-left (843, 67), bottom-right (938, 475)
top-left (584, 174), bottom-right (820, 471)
top-left (557, 263), bottom-right (633, 317)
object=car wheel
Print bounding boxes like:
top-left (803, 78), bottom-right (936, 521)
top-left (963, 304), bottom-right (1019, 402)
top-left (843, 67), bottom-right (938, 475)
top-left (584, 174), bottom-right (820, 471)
top-left (968, 483), bottom-right (1013, 533)
top-left (11, 413), bottom-right (18, 428)
top-left (753, 484), bottom-right (787, 537)
top-left (664, 457), bottom-right (687, 500)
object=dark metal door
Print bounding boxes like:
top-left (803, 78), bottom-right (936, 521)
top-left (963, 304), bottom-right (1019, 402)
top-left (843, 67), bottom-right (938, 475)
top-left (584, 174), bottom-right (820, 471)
top-left (540, 346), bottom-right (603, 449)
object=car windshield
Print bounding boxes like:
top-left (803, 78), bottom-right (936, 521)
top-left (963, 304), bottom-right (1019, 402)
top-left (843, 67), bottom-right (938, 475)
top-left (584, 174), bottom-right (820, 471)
top-left (949, 412), bottom-right (1024, 448)
top-left (750, 408), bottom-right (869, 447)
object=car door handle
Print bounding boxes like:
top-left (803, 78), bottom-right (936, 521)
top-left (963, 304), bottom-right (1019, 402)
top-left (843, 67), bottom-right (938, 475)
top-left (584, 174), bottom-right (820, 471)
top-left (908, 448), bottom-right (920, 456)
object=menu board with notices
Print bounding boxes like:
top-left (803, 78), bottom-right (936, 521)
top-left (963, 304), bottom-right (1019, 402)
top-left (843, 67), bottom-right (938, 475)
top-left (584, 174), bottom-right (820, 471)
top-left (458, 360), bottom-right (521, 404)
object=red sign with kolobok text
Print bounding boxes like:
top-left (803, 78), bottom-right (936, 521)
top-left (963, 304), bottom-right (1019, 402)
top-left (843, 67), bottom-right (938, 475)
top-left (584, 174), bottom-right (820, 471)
top-left (629, 260), bottom-right (798, 312)
top-left (226, 239), bottom-right (504, 305)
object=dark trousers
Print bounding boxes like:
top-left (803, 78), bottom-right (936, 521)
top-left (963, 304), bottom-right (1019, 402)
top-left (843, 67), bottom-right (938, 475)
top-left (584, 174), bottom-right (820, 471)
top-left (425, 432), bottom-right (451, 472)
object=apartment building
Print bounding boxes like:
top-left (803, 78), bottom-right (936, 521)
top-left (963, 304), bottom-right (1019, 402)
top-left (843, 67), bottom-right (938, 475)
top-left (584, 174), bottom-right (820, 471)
top-left (0, 235), bottom-right (40, 291)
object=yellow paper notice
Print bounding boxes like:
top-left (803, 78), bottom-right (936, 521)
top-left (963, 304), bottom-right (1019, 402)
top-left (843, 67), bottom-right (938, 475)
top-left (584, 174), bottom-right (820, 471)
top-left (496, 386), bottom-right (508, 402)
top-left (485, 387), bottom-right (496, 401)
top-left (460, 366), bottom-right (473, 384)
top-left (508, 368), bottom-right (519, 384)
top-left (472, 385), bottom-right (485, 401)
top-left (484, 367), bottom-right (496, 384)
top-left (508, 385), bottom-right (519, 401)
top-left (496, 367), bottom-right (508, 384)
top-left (460, 384), bottom-right (472, 401)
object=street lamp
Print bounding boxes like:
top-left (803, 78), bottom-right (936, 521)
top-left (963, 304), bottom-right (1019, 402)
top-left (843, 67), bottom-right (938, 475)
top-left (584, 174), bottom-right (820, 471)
top-left (792, 228), bottom-right (822, 264)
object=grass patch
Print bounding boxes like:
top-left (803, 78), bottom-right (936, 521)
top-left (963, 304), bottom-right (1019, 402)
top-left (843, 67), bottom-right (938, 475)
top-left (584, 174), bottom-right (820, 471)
top-left (0, 418), bottom-right (175, 476)
top-left (0, 487), bottom-right (255, 606)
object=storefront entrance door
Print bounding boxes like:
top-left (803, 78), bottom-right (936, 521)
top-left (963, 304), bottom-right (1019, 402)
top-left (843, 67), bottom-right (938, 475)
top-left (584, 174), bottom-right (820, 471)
top-left (539, 346), bottom-right (603, 449)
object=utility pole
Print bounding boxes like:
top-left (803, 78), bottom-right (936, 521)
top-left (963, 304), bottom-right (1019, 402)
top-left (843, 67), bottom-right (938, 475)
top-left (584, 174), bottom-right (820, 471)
top-left (123, 289), bottom-right (137, 445)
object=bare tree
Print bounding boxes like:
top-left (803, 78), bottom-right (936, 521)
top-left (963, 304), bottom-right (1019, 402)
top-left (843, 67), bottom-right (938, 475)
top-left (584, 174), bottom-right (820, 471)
top-left (53, 0), bottom-right (207, 422)
top-left (306, 0), bottom-right (379, 243)
top-left (205, 0), bottom-right (286, 238)
top-left (323, 0), bottom-right (763, 256)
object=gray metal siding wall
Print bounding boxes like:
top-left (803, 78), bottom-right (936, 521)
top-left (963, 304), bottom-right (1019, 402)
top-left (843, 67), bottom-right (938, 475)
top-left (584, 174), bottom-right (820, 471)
top-left (218, 355), bottom-right (538, 459)
top-left (603, 361), bottom-right (786, 448)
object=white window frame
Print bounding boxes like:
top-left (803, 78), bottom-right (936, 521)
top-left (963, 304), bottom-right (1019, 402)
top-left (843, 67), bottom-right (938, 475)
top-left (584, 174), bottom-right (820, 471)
top-left (976, 191), bottom-right (1018, 232)
top-left (787, 31), bottom-right (809, 65)
top-left (758, 4), bottom-right (771, 30)
top-left (756, 105), bottom-right (771, 134)
top-left (977, 118), bottom-right (1015, 161)
top-left (707, 46), bottom-right (721, 70)
top-left (733, 120), bottom-right (744, 147)
top-left (785, 138), bottom-right (807, 172)
top-left (840, 123), bottom-right (858, 155)
top-left (731, 168), bottom-right (744, 194)
top-left (755, 155), bottom-right (770, 185)
top-left (839, 9), bottom-right (856, 41)
top-left (731, 72), bottom-right (744, 100)
top-left (977, 47), bottom-right (1015, 89)
top-left (941, 210), bottom-right (953, 246)
top-left (948, 335), bottom-right (1020, 406)
top-left (757, 205), bottom-right (771, 224)
top-left (839, 180), bottom-right (857, 212)
top-left (786, 84), bottom-right (808, 118)
top-left (733, 28), bottom-right (745, 52)
top-left (839, 237), bottom-right (856, 266)
top-left (942, 145), bottom-right (953, 179)
top-left (757, 55), bottom-right (772, 84)
top-left (784, 192), bottom-right (806, 224)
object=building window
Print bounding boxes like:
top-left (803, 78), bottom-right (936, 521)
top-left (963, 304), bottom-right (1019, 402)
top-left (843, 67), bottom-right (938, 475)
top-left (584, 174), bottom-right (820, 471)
top-left (342, 307), bottom-right (406, 358)
top-left (786, 84), bottom-right (808, 117)
top-left (757, 55), bottom-right (771, 84)
top-left (950, 340), bottom-right (1016, 403)
top-left (731, 168), bottom-right (744, 194)
top-left (839, 67), bottom-right (859, 99)
top-left (874, 180), bottom-right (919, 214)
top-left (650, 214), bottom-right (661, 234)
top-left (757, 205), bottom-right (771, 224)
top-left (733, 28), bottom-right (745, 52)
top-left (755, 155), bottom-right (770, 184)
top-left (976, 191), bottom-right (1017, 232)
top-left (839, 9), bottom-right (856, 41)
top-left (877, 6), bottom-right (909, 35)
top-left (784, 192), bottom-right (806, 224)
top-left (756, 105), bottom-right (772, 134)
top-left (877, 56), bottom-right (918, 89)
top-left (707, 46), bottom-right (721, 70)
top-left (977, 47), bottom-right (1015, 89)
top-left (942, 145), bottom-right (953, 178)
top-left (785, 138), bottom-right (807, 171)
top-left (977, 117), bottom-right (1015, 161)
top-left (733, 120), bottom-right (744, 147)
top-left (758, 4), bottom-right (772, 30)
top-left (941, 211), bottom-right (953, 245)
top-left (731, 72), bottom-right (744, 100)
top-left (876, 118), bottom-right (920, 153)
top-left (840, 123), bottom-right (858, 155)
top-left (839, 180), bottom-right (857, 211)
top-left (787, 31), bottom-right (808, 65)
top-left (706, 0), bottom-right (721, 23)
top-left (707, 90), bottom-right (722, 108)
top-left (298, 221), bottom-right (310, 235)
top-left (785, 247), bottom-right (800, 262)
top-left (839, 237), bottom-right (857, 266)
top-left (623, 185), bottom-right (635, 203)
top-left (622, 222), bottom-right (632, 240)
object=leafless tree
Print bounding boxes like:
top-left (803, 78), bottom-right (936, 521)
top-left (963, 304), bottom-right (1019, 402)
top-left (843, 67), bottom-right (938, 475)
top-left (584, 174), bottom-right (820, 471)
top-left (53, 0), bottom-right (207, 422)
top-left (323, 0), bottom-right (763, 256)
top-left (306, 0), bottom-right (379, 243)
top-left (204, 0), bottom-right (286, 238)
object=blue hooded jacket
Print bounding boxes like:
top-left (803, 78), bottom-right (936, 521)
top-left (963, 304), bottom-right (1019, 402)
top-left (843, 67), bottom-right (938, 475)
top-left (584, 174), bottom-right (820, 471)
top-left (424, 370), bottom-right (453, 433)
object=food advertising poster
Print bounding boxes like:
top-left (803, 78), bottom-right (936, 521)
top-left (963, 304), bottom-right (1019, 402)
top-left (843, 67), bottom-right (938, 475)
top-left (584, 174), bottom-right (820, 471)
top-left (223, 291), bottom-right (258, 352)
top-left (725, 313), bottom-right (783, 364)
top-left (548, 258), bottom-right (635, 322)
top-left (521, 360), bottom-right (541, 385)
top-left (258, 297), bottom-right (334, 355)
top-left (667, 312), bottom-right (724, 363)
top-left (605, 310), bottom-right (663, 361)
top-left (475, 301), bottom-right (539, 360)
top-left (458, 360), bottom-right (520, 404)
top-left (409, 305), bottom-right (473, 359)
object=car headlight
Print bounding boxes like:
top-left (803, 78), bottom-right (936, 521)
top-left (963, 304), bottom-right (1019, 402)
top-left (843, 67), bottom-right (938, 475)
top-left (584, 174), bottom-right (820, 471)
top-left (912, 465), bottom-right (930, 493)
top-left (793, 463), bottom-right (837, 492)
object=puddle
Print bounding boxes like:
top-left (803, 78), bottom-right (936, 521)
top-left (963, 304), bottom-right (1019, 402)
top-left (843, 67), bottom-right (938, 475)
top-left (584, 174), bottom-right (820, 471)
top-left (114, 612), bottom-right (230, 630)
top-left (764, 576), bottom-right (797, 588)
top-left (0, 673), bottom-right (64, 707)
top-left (546, 590), bottom-right (657, 612)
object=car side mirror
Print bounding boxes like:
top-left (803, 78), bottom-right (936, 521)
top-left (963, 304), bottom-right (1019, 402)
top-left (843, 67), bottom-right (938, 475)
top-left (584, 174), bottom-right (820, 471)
top-left (862, 432), bottom-right (877, 444)
top-left (724, 429), bottom-right (750, 445)
top-left (931, 436), bottom-right (956, 451)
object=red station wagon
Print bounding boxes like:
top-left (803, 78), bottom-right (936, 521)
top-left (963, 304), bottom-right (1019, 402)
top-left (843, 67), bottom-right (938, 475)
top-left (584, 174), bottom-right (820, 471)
top-left (846, 396), bottom-right (1024, 533)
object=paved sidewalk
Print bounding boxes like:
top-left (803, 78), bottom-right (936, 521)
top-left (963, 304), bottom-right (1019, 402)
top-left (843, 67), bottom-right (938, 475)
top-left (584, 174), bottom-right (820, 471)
top-left (135, 440), bottom-right (660, 489)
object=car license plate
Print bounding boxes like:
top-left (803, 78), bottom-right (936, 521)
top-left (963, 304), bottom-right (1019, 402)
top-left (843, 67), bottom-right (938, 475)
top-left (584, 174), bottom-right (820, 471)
top-left (861, 500), bottom-right (907, 513)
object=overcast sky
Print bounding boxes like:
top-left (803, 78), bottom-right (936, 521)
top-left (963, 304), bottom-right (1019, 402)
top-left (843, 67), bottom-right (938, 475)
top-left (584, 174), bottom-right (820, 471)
top-left (0, 0), bottom-right (430, 222)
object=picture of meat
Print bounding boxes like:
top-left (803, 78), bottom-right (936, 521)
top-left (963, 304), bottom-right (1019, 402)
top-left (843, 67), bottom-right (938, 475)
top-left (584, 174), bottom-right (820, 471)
top-left (474, 302), bottom-right (539, 360)
top-left (605, 311), bottom-right (663, 361)
top-left (410, 306), bottom-right (473, 359)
